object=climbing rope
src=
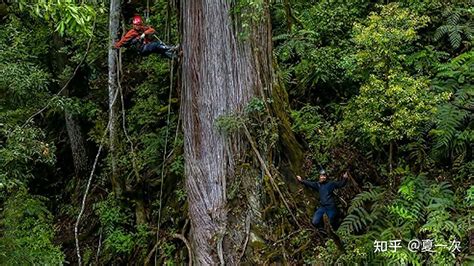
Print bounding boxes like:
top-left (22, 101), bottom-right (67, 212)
top-left (116, 43), bottom-right (141, 181)
top-left (75, 55), bottom-right (121, 266)
top-left (145, 0), bottom-right (150, 22)
top-left (153, 54), bottom-right (175, 265)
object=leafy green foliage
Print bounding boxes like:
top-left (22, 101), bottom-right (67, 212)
top-left (295, 2), bottom-right (472, 264)
top-left (0, 127), bottom-right (56, 189)
top-left (0, 17), bottom-right (56, 189)
top-left (0, 12), bottom-right (65, 265)
top-left (340, 187), bottom-right (386, 234)
top-left (216, 114), bottom-right (246, 134)
top-left (0, 0), bottom-right (184, 264)
top-left (291, 105), bottom-right (340, 165)
top-left (342, 4), bottom-right (450, 149)
top-left (216, 98), bottom-right (271, 134)
top-left (345, 73), bottom-right (448, 145)
top-left (349, 3), bottom-right (430, 75)
top-left (430, 51), bottom-right (473, 171)
top-left (320, 170), bottom-right (470, 265)
top-left (291, 105), bottom-right (326, 141)
top-left (233, 0), bottom-right (265, 39)
top-left (434, 7), bottom-right (473, 50)
top-left (94, 195), bottom-right (152, 260)
top-left (0, 17), bottom-right (51, 123)
top-left (0, 189), bottom-right (64, 264)
top-left (14, 0), bottom-right (104, 36)
top-left (273, 0), bottom-right (368, 101)
top-left (467, 185), bottom-right (474, 207)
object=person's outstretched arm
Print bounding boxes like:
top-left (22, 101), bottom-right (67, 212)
top-left (296, 175), bottom-right (319, 191)
top-left (114, 29), bottom-right (139, 49)
top-left (333, 171), bottom-right (349, 189)
top-left (143, 26), bottom-right (156, 36)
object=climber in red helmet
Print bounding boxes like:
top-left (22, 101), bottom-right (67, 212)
top-left (114, 15), bottom-right (177, 59)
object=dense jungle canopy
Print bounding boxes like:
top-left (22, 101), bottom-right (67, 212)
top-left (0, 0), bottom-right (473, 265)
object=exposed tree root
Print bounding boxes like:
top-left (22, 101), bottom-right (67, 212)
top-left (323, 215), bottom-right (345, 253)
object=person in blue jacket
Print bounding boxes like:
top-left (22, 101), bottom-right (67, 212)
top-left (297, 169), bottom-right (348, 229)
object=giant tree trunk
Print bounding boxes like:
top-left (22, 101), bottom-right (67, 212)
top-left (181, 0), bottom-right (275, 264)
top-left (108, 0), bottom-right (122, 195)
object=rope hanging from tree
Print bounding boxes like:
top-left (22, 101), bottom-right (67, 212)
top-left (145, 0), bottom-right (150, 22)
top-left (151, 54), bottom-right (175, 265)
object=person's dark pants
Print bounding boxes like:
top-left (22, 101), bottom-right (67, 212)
top-left (312, 206), bottom-right (337, 228)
top-left (140, 41), bottom-right (175, 58)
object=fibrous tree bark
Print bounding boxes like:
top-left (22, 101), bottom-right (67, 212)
top-left (181, 0), bottom-right (281, 264)
top-left (108, 0), bottom-right (123, 195)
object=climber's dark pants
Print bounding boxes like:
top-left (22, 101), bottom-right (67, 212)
top-left (312, 206), bottom-right (337, 228)
top-left (140, 41), bottom-right (175, 58)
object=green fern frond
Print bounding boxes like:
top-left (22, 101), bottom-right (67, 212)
top-left (434, 25), bottom-right (452, 41)
top-left (434, 9), bottom-right (472, 49)
top-left (339, 203), bottom-right (383, 234)
top-left (449, 51), bottom-right (473, 68)
top-left (438, 181), bottom-right (453, 193)
top-left (448, 28), bottom-right (462, 49)
top-left (447, 11), bottom-right (461, 26)
top-left (431, 51), bottom-right (473, 163)
top-left (411, 201), bottom-right (424, 216)
top-left (431, 105), bottom-right (465, 157)
top-left (382, 248), bottom-right (422, 266)
top-left (340, 213), bottom-right (360, 233)
top-left (462, 254), bottom-right (474, 265)
top-left (348, 188), bottom-right (384, 213)
top-left (388, 205), bottom-right (417, 221)
top-left (466, 186), bottom-right (474, 207)
top-left (272, 33), bottom-right (291, 42)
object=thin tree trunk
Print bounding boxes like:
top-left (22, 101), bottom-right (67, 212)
top-left (389, 141), bottom-right (393, 173)
top-left (108, 0), bottom-right (122, 195)
top-left (65, 112), bottom-right (89, 177)
top-left (283, 0), bottom-right (294, 31)
top-left (51, 34), bottom-right (89, 183)
top-left (181, 0), bottom-right (275, 264)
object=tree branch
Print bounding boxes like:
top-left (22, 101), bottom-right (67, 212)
top-left (173, 233), bottom-right (193, 266)
top-left (18, 21), bottom-right (95, 131)
top-left (74, 87), bottom-right (120, 266)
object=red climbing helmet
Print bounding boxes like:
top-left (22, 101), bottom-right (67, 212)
top-left (132, 15), bottom-right (143, 25)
